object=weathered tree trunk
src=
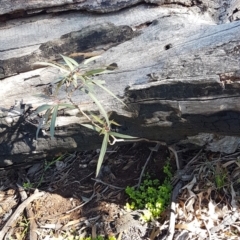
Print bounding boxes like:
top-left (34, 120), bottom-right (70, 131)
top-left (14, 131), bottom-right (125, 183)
top-left (0, 0), bottom-right (240, 167)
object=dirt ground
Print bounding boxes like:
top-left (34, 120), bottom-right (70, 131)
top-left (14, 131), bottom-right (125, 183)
top-left (1, 143), bottom-right (240, 239)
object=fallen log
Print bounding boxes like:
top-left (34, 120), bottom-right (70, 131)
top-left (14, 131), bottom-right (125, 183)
top-left (1, 1), bottom-right (240, 167)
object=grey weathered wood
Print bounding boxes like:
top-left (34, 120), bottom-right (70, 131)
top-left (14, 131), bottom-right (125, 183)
top-left (1, 1), bottom-right (240, 167)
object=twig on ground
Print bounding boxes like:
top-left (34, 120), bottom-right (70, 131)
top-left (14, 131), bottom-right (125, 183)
top-left (166, 181), bottom-right (183, 240)
top-left (168, 146), bottom-right (180, 170)
top-left (137, 143), bottom-right (160, 189)
top-left (91, 178), bottom-right (125, 190)
top-left (17, 184), bottom-right (38, 240)
top-left (0, 190), bottom-right (45, 240)
top-left (185, 149), bottom-right (203, 167)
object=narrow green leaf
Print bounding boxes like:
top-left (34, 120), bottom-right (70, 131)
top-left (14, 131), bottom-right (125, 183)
top-left (34, 62), bottom-right (70, 73)
top-left (109, 120), bottom-right (121, 126)
top-left (81, 123), bottom-right (101, 132)
top-left (109, 131), bottom-right (138, 139)
top-left (72, 75), bottom-right (78, 88)
top-left (56, 77), bottom-right (67, 93)
top-left (77, 75), bottom-right (86, 83)
top-left (90, 114), bottom-right (105, 125)
top-left (61, 55), bottom-right (75, 70)
top-left (88, 92), bottom-right (109, 126)
top-left (35, 104), bottom-right (52, 113)
top-left (60, 55), bottom-right (79, 67)
top-left (92, 80), bottom-right (126, 106)
top-left (58, 103), bottom-right (76, 109)
top-left (44, 107), bottom-right (53, 123)
top-left (84, 56), bottom-right (101, 65)
top-left (51, 76), bottom-right (67, 84)
top-left (50, 105), bottom-right (58, 138)
top-left (80, 83), bottom-right (95, 94)
top-left (91, 79), bottom-right (106, 85)
top-left (96, 133), bottom-right (109, 177)
top-left (84, 69), bottom-right (107, 76)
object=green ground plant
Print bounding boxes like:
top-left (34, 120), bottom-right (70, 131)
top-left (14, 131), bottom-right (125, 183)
top-left (35, 55), bottom-right (137, 176)
top-left (125, 161), bottom-right (173, 221)
top-left (214, 163), bottom-right (228, 189)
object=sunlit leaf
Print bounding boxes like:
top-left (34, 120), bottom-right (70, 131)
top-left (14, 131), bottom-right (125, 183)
top-left (61, 55), bottom-right (76, 71)
top-left (77, 75), bottom-right (86, 83)
top-left (96, 133), bottom-right (109, 177)
top-left (90, 114), bottom-right (105, 125)
top-left (81, 123), bottom-right (101, 132)
top-left (91, 79), bottom-right (106, 85)
top-left (34, 62), bottom-right (70, 73)
top-left (109, 131), bottom-right (138, 139)
top-left (58, 103), bottom-right (76, 109)
top-left (84, 56), bottom-right (101, 65)
top-left (50, 105), bottom-right (59, 138)
top-left (81, 83), bottom-right (95, 95)
top-left (44, 107), bottom-right (53, 123)
top-left (52, 76), bottom-right (67, 84)
top-left (73, 75), bottom-right (78, 88)
top-left (35, 104), bottom-right (52, 113)
top-left (60, 55), bottom-right (79, 67)
top-left (87, 92), bottom-right (109, 126)
top-left (92, 79), bottom-right (126, 106)
top-left (109, 120), bottom-right (121, 126)
top-left (84, 69), bottom-right (107, 76)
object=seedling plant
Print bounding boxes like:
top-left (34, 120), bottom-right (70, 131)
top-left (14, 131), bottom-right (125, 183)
top-left (35, 55), bottom-right (137, 176)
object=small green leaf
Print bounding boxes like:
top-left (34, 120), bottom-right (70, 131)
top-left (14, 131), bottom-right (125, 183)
top-left (91, 79), bottom-right (106, 85)
top-left (61, 55), bottom-right (76, 70)
top-left (87, 92), bottom-right (109, 126)
top-left (110, 120), bottom-right (121, 126)
top-left (51, 76), bottom-right (67, 84)
top-left (35, 104), bottom-right (52, 113)
top-left (72, 75), bottom-right (78, 88)
top-left (34, 62), bottom-right (70, 73)
top-left (90, 114), bottom-right (105, 125)
top-left (77, 75), bottom-right (86, 83)
top-left (58, 103), bottom-right (76, 109)
top-left (84, 69), bottom-right (107, 76)
top-left (96, 133), bottom-right (109, 177)
top-left (50, 105), bottom-right (58, 138)
top-left (84, 56), bottom-right (101, 65)
top-left (81, 123), bottom-right (101, 132)
top-left (109, 131), bottom-right (138, 139)
top-left (44, 107), bottom-right (53, 123)
top-left (60, 55), bottom-right (79, 67)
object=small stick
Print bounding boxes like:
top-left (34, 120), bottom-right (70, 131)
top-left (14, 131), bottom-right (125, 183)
top-left (137, 143), bottom-right (160, 189)
top-left (166, 181), bottom-right (183, 240)
top-left (91, 178), bottom-right (125, 190)
top-left (0, 190), bottom-right (45, 240)
top-left (17, 184), bottom-right (38, 240)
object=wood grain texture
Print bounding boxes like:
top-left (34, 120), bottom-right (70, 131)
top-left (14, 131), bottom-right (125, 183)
top-left (1, 1), bottom-right (240, 166)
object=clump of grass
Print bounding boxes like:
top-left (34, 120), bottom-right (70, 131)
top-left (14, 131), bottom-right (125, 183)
top-left (125, 162), bottom-right (173, 221)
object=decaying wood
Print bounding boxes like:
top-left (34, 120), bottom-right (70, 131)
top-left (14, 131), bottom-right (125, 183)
top-left (0, 1), bottom-right (240, 166)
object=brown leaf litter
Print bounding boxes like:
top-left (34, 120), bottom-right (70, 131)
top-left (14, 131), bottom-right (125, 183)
top-left (0, 143), bottom-right (240, 239)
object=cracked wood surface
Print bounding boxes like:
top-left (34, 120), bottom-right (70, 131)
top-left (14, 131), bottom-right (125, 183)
top-left (0, 1), bottom-right (240, 166)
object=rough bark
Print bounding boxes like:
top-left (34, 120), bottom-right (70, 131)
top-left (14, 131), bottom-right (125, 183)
top-left (0, 1), bottom-right (240, 167)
